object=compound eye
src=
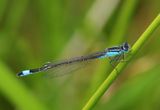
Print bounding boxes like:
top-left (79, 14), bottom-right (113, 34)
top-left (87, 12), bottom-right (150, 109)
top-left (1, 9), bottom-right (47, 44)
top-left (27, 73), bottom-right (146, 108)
top-left (123, 42), bottom-right (130, 51)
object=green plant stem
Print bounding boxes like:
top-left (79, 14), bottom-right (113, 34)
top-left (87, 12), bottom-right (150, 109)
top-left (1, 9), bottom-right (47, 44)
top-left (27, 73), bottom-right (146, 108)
top-left (82, 14), bottom-right (160, 110)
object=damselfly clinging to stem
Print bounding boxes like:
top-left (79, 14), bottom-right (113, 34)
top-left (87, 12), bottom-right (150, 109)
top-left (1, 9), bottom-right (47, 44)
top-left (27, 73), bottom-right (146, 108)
top-left (17, 42), bottom-right (130, 77)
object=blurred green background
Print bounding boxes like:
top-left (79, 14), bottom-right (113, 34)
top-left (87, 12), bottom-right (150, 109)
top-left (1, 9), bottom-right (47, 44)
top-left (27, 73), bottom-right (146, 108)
top-left (0, 0), bottom-right (160, 110)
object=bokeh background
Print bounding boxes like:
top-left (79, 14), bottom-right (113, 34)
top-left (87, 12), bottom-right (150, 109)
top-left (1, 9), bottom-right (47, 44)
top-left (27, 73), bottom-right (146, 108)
top-left (0, 0), bottom-right (160, 110)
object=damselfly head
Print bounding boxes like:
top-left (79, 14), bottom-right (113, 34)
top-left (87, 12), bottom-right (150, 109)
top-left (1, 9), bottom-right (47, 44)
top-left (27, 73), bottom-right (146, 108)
top-left (122, 42), bottom-right (130, 51)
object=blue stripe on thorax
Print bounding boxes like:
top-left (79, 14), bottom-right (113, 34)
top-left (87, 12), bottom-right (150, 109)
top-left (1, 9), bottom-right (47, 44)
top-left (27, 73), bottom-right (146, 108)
top-left (98, 51), bottom-right (123, 59)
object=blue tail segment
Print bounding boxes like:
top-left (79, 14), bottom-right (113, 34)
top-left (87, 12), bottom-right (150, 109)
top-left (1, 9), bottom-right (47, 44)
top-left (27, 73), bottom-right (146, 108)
top-left (17, 70), bottom-right (31, 77)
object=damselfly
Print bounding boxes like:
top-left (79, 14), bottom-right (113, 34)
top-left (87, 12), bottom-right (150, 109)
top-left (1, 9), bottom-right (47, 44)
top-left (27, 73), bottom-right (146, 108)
top-left (17, 42), bottom-right (130, 77)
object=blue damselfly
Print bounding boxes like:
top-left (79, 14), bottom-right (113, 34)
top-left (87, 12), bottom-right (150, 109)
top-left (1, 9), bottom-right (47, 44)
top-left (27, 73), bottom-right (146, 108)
top-left (17, 42), bottom-right (130, 77)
